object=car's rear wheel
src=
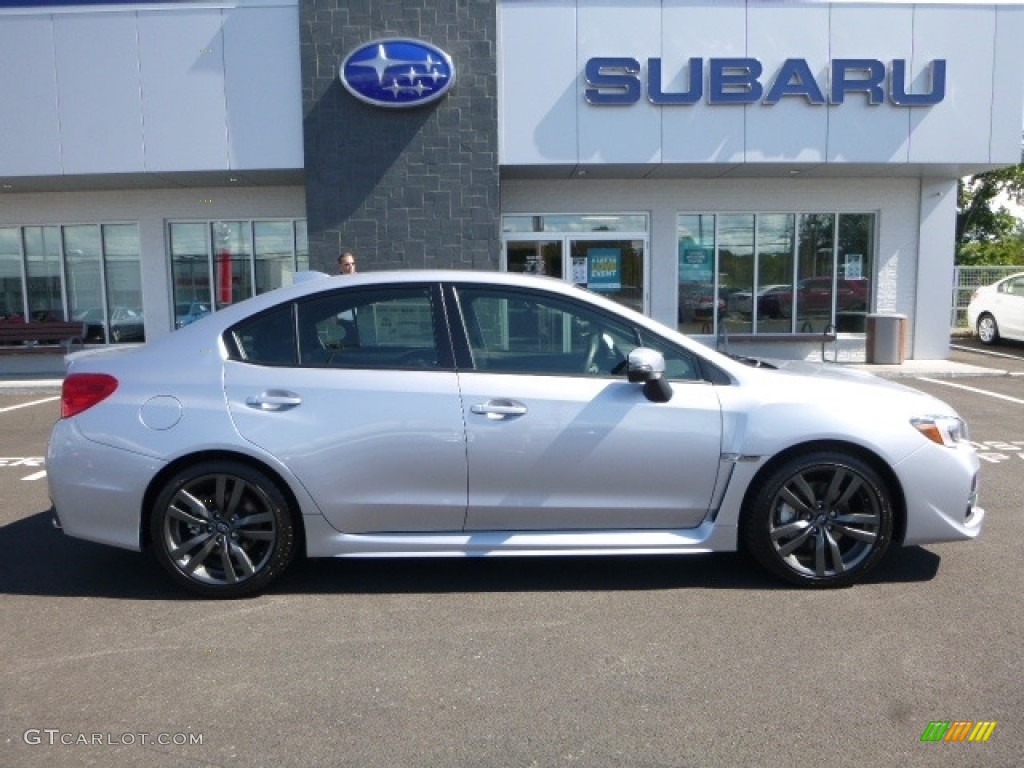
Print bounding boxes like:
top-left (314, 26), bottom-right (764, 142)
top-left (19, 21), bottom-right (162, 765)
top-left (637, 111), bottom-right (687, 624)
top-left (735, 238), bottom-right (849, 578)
top-left (151, 461), bottom-right (296, 598)
top-left (741, 451), bottom-right (893, 587)
top-left (976, 313), bottom-right (1000, 345)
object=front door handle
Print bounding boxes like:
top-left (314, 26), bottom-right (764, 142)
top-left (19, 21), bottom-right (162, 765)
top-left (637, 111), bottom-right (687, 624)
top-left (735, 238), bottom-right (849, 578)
top-left (245, 390), bottom-right (303, 411)
top-left (470, 399), bottom-right (528, 420)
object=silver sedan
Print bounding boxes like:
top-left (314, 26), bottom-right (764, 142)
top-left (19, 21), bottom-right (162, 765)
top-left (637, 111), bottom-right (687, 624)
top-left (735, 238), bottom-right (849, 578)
top-left (47, 270), bottom-right (983, 597)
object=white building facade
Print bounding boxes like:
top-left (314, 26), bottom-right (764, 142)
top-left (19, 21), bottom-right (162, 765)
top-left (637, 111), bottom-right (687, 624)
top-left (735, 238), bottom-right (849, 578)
top-left (1, 0), bottom-right (1022, 360)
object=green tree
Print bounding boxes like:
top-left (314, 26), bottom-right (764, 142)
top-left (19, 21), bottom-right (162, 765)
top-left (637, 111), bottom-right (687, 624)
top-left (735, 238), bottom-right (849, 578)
top-left (956, 144), bottom-right (1024, 266)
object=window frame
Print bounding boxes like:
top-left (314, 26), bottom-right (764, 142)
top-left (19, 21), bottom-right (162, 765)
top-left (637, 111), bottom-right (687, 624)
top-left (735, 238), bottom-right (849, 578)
top-left (224, 283), bottom-right (456, 371)
top-left (446, 282), bottom-right (711, 383)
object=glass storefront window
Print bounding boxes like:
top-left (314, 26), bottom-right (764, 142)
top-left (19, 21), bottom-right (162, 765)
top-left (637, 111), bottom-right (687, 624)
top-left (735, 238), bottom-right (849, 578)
top-left (677, 214), bottom-right (717, 334)
top-left (502, 214), bottom-right (650, 314)
top-left (4, 223), bottom-right (145, 343)
top-left (571, 238), bottom-right (644, 314)
top-left (64, 225), bottom-right (105, 340)
top-left (678, 211), bottom-right (874, 335)
top-left (506, 240), bottom-right (563, 277)
top-left (295, 220), bottom-right (309, 272)
top-left (23, 226), bottom-right (65, 322)
top-left (170, 219), bottom-right (309, 330)
top-left (796, 213), bottom-right (836, 333)
top-left (254, 221), bottom-right (296, 294)
top-left (103, 224), bottom-right (145, 342)
top-left (0, 228), bottom-right (24, 321)
top-left (716, 215), bottom-right (755, 335)
top-left (836, 214), bottom-right (874, 332)
top-left (212, 221), bottom-right (253, 310)
top-left (502, 214), bottom-right (648, 234)
top-left (170, 222), bottom-right (212, 329)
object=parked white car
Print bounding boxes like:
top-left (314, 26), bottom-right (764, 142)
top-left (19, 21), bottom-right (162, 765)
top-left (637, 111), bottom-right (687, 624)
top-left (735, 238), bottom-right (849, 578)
top-left (967, 271), bottom-right (1024, 345)
top-left (48, 270), bottom-right (983, 597)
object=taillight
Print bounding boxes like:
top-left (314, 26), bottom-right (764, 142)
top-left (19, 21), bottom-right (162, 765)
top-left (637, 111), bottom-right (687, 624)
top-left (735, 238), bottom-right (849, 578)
top-left (61, 373), bottom-right (118, 418)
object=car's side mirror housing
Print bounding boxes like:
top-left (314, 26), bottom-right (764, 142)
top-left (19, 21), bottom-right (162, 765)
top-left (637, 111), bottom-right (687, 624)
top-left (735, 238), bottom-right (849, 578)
top-left (626, 348), bottom-right (672, 402)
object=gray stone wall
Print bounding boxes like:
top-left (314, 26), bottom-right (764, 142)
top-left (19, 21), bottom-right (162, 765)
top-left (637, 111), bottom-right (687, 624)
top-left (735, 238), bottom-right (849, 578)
top-left (300, 0), bottom-right (499, 273)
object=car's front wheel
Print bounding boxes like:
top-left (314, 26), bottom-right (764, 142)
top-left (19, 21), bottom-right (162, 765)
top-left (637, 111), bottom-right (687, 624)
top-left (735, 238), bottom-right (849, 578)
top-left (150, 461), bottom-right (296, 598)
top-left (976, 313), bottom-right (1000, 345)
top-left (741, 451), bottom-right (894, 587)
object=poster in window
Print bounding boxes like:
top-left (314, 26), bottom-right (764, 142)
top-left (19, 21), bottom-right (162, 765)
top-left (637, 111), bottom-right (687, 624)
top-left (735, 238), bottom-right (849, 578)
top-left (587, 248), bottom-right (621, 291)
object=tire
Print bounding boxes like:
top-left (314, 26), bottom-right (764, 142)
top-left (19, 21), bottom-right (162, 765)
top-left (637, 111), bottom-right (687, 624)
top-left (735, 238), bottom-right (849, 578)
top-left (976, 313), bottom-right (1000, 346)
top-left (740, 451), bottom-right (894, 587)
top-left (150, 461), bottom-right (296, 598)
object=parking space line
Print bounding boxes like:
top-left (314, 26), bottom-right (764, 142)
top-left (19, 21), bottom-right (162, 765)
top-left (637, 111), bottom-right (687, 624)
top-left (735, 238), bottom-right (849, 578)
top-left (950, 343), bottom-right (1024, 362)
top-left (0, 396), bottom-right (59, 414)
top-left (917, 376), bottom-right (1024, 405)
top-left (21, 470), bottom-right (47, 481)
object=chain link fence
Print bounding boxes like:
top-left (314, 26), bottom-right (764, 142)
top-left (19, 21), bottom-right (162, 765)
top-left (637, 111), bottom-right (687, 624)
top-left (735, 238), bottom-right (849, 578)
top-left (951, 265), bottom-right (1022, 329)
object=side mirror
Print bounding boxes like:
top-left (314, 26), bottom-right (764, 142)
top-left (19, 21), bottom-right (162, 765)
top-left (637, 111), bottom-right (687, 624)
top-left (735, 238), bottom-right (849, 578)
top-left (626, 348), bottom-right (672, 402)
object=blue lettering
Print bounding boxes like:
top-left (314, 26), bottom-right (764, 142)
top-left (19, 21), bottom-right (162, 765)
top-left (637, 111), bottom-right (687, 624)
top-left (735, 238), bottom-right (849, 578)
top-left (583, 56), bottom-right (946, 107)
top-left (709, 58), bottom-right (763, 104)
top-left (585, 57), bottom-right (641, 105)
top-left (648, 57), bottom-right (702, 105)
top-left (890, 59), bottom-right (945, 106)
top-left (764, 58), bottom-right (826, 105)
top-left (830, 59), bottom-right (886, 105)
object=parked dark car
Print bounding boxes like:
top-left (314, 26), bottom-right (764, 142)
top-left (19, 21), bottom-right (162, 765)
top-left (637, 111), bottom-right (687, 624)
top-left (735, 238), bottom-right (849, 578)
top-left (763, 277), bottom-right (869, 318)
top-left (74, 307), bottom-right (146, 343)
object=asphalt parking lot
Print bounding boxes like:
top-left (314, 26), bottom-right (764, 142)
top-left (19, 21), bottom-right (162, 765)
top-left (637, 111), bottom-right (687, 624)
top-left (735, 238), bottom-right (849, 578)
top-left (1, 344), bottom-right (1022, 767)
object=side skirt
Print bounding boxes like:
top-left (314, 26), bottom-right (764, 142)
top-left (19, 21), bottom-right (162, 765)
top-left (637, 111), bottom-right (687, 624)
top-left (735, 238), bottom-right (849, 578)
top-left (303, 518), bottom-right (738, 558)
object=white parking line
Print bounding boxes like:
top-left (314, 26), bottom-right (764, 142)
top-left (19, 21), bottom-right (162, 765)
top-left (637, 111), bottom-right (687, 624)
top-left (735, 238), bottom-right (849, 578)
top-left (917, 376), bottom-right (1024, 405)
top-left (950, 343), bottom-right (1024, 362)
top-left (0, 396), bottom-right (59, 414)
top-left (21, 470), bottom-right (47, 481)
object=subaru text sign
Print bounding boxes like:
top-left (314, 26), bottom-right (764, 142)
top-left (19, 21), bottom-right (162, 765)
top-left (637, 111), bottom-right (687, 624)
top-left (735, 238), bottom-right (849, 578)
top-left (584, 57), bottom-right (946, 107)
top-left (340, 38), bottom-right (455, 109)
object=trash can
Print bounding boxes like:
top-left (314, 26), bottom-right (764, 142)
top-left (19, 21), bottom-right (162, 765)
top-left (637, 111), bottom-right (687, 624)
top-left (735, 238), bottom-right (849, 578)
top-left (865, 313), bottom-right (906, 364)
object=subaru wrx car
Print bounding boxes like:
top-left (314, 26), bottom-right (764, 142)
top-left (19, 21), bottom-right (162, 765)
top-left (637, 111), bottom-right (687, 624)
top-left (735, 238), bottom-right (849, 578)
top-left (48, 270), bottom-right (983, 597)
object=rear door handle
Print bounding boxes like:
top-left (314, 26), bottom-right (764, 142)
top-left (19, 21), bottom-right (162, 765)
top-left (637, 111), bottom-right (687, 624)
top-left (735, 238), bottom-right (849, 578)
top-left (470, 399), bottom-right (528, 420)
top-left (245, 390), bottom-right (303, 411)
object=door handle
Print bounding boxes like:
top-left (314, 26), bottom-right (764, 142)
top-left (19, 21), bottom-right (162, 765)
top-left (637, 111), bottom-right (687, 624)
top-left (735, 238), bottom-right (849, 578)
top-left (470, 399), bottom-right (528, 420)
top-left (245, 390), bottom-right (303, 411)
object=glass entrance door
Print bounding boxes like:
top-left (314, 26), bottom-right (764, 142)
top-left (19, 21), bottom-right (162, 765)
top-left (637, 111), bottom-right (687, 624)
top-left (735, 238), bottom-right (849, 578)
top-left (502, 235), bottom-right (647, 314)
top-left (569, 237), bottom-right (644, 314)
top-left (504, 239), bottom-right (563, 278)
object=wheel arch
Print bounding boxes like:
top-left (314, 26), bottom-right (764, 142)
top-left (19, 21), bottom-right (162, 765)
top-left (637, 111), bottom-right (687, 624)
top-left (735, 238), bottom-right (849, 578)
top-left (741, 439), bottom-right (908, 545)
top-left (140, 450), bottom-right (307, 557)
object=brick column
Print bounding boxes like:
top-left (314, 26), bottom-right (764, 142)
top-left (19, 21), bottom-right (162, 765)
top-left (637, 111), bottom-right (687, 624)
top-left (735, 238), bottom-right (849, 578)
top-left (299, 0), bottom-right (500, 273)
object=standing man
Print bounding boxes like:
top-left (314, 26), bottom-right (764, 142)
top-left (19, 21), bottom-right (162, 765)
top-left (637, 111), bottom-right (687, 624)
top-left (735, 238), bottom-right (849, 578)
top-left (337, 251), bottom-right (357, 274)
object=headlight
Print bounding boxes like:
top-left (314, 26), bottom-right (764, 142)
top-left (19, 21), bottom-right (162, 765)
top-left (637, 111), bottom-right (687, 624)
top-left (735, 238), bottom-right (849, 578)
top-left (911, 415), bottom-right (969, 447)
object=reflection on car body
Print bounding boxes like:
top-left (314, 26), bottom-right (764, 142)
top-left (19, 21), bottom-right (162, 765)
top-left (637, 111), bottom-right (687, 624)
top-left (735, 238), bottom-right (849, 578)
top-left (48, 270), bottom-right (983, 597)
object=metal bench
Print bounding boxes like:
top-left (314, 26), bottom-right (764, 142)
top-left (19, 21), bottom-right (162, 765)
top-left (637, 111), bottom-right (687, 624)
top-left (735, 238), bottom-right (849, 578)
top-left (717, 323), bottom-right (838, 362)
top-left (0, 322), bottom-right (87, 353)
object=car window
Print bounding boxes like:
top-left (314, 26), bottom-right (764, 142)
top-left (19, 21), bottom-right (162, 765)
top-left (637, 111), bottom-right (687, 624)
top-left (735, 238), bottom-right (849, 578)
top-left (229, 303), bottom-right (298, 366)
top-left (296, 285), bottom-right (444, 369)
top-left (455, 286), bottom-right (701, 380)
top-left (1005, 277), bottom-right (1024, 295)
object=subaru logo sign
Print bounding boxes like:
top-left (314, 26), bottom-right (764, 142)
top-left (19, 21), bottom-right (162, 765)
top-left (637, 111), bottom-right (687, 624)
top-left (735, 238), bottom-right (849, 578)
top-left (339, 38), bottom-right (455, 109)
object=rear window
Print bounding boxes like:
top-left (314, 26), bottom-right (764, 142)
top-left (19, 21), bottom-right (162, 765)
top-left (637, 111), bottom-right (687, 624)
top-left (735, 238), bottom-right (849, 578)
top-left (227, 304), bottom-right (297, 366)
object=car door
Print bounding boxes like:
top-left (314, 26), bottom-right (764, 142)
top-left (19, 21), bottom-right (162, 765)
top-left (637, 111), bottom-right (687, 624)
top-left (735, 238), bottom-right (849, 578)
top-left (451, 284), bottom-right (723, 531)
top-left (223, 283), bottom-right (468, 533)
top-left (1000, 276), bottom-right (1024, 339)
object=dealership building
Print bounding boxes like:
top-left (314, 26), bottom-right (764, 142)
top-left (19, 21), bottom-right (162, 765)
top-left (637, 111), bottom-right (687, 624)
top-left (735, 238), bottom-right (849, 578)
top-left (1, 0), bottom-right (1022, 361)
